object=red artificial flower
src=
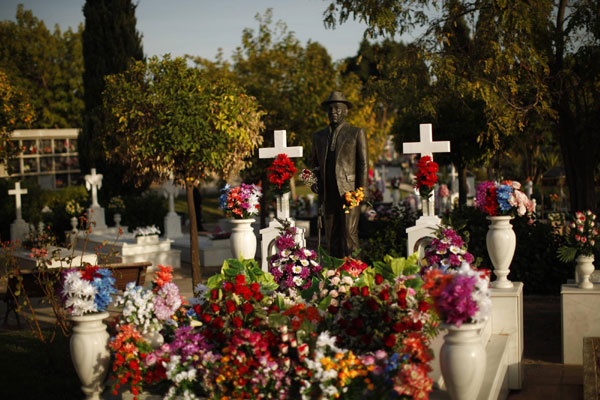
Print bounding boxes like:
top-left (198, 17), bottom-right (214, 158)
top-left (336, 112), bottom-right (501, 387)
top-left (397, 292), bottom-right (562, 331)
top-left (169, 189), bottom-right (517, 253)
top-left (211, 289), bottom-right (219, 300)
top-left (384, 334), bottom-right (397, 348)
top-left (250, 282), bottom-right (260, 294)
top-left (328, 305), bottom-right (339, 314)
top-left (350, 287), bottom-right (360, 296)
top-left (267, 154), bottom-right (297, 191)
top-left (398, 289), bottom-right (408, 309)
top-left (414, 156), bottom-right (439, 197)
top-left (225, 300), bottom-right (236, 314)
top-left (361, 286), bottom-right (370, 297)
top-left (212, 317), bottom-right (224, 329)
top-left (375, 274), bottom-right (384, 285)
top-left (81, 265), bottom-right (100, 281)
top-left (223, 282), bottom-right (233, 292)
top-left (235, 274), bottom-right (246, 285)
top-left (367, 298), bottom-right (379, 311)
top-left (211, 303), bottom-right (220, 313)
top-left (242, 302), bottom-right (254, 315)
top-left (232, 317), bottom-right (243, 328)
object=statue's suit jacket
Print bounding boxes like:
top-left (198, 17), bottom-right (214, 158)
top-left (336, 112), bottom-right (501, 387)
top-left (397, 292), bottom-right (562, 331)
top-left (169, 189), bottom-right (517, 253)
top-left (310, 122), bottom-right (368, 202)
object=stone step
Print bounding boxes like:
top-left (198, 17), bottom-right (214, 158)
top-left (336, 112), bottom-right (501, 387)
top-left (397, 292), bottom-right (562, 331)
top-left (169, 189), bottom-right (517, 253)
top-left (430, 333), bottom-right (510, 400)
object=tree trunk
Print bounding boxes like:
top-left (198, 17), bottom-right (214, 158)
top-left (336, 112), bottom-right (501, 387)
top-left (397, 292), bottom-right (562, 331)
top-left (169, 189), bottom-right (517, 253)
top-left (186, 180), bottom-right (202, 288)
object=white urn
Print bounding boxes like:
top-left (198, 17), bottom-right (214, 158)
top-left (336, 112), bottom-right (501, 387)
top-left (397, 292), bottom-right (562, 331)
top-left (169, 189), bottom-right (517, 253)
top-left (440, 322), bottom-right (487, 400)
top-left (70, 312), bottom-right (110, 400)
top-left (230, 218), bottom-right (257, 259)
top-left (486, 215), bottom-right (516, 288)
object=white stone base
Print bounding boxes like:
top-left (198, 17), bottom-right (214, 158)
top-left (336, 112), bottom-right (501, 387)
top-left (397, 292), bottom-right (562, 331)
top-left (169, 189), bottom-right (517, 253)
top-left (172, 235), bottom-right (232, 267)
top-left (561, 283), bottom-right (600, 364)
top-left (406, 216), bottom-right (441, 256)
top-left (10, 218), bottom-right (30, 243)
top-left (164, 212), bottom-right (183, 239)
top-left (87, 206), bottom-right (108, 232)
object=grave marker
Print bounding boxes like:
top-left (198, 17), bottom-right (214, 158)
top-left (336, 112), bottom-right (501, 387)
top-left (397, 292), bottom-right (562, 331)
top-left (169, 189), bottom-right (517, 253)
top-left (258, 130), bottom-right (306, 270)
top-left (84, 168), bottom-right (108, 231)
top-left (162, 179), bottom-right (183, 239)
top-left (9, 182), bottom-right (30, 242)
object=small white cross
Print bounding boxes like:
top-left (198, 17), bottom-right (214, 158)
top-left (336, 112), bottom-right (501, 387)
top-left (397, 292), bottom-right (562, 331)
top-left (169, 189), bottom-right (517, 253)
top-left (258, 130), bottom-right (303, 160)
top-left (449, 164), bottom-right (459, 193)
top-left (162, 179), bottom-right (179, 214)
top-left (403, 124), bottom-right (450, 160)
top-left (85, 168), bottom-right (103, 208)
top-left (8, 182), bottom-right (27, 220)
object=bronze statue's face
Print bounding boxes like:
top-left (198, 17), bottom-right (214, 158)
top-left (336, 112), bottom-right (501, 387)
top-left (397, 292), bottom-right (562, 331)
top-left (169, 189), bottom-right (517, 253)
top-left (328, 102), bottom-right (347, 126)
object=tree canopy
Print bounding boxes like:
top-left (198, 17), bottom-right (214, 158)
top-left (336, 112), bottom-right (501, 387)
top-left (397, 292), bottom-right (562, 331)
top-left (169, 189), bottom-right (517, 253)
top-left (0, 70), bottom-right (34, 166)
top-left (0, 5), bottom-right (83, 129)
top-left (103, 56), bottom-right (264, 284)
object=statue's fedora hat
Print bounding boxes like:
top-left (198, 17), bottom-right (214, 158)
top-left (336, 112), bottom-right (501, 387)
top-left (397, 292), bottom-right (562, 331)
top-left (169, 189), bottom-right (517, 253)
top-left (321, 91), bottom-right (353, 110)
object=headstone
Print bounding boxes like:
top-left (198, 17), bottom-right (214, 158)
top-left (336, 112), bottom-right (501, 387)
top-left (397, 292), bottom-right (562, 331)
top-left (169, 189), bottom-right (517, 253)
top-left (9, 182), bottom-right (30, 243)
top-left (258, 130), bottom-right (306, 271)
top-left (162, 179), bottom-right (183, 239)
top-left (402, 124), bottom-right (450, 255)
top-left (449, 164), bottom-right (459, 208)
top-left (84, 168), bottom-right (108, 232)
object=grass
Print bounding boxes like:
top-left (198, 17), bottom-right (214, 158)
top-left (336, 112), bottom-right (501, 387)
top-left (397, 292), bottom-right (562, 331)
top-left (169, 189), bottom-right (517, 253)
top-left (0, 328), bottom-right (81, 399)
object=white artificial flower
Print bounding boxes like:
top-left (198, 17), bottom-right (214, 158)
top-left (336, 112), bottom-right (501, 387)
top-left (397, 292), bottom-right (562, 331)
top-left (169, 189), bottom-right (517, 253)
top-left (300, 259), bottom-right (310, 267)
top-left (292, 265), bottom-right (303, 274)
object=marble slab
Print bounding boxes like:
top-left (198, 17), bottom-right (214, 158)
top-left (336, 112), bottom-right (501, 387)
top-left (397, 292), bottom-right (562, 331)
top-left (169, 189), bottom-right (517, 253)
top-left (561, 284), bottom-right (600, 364)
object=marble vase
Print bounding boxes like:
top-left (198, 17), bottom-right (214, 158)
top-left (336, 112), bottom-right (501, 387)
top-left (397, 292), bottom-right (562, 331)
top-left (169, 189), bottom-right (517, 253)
top-left (486, 215), bottom-right (516, 288)
top-left (230, 218), bottom-right (257, 260)
top-left (440, 322), bottom-right (486, 400)
top-left (576, 254), bottom-right (595, 289)
top-left (70, 312), bottom-right (110, 400)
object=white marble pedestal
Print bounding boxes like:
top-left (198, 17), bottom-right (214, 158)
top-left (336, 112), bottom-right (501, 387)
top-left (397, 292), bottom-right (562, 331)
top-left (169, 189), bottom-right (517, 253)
top-left (14, 246), bottom-right (98, 269)
top-left (561, 283), bottom-right (600, 364)
top-left (10, 218), bottom-right (30, 243)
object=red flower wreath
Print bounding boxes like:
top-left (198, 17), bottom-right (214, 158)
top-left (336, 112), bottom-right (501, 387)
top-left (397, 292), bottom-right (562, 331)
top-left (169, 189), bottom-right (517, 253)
top-left (415, 156), bottom-right (439, 198)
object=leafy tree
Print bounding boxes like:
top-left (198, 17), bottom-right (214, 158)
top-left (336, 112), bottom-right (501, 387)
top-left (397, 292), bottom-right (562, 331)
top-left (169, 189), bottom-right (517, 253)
top-left (103, 56), bottom-right (264, 286)
top-left (0, 5), bottom-right (83, 128)
top-left (79, 0), bottom-right (144, 199)
top-left (323, 0), bottom-right (600, 211)
top-left (0, 70), bottom-right (34, 167)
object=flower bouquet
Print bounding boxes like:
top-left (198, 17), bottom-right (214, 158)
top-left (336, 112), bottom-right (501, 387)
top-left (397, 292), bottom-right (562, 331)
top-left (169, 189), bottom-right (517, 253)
top-left (268, 222), bottom-right (322, 293)
top-left (300, 167), bottom-right (318, 187)
top-left (414, 156), bottom-right (438, 198)
top-left (422, 227), bottom-right (477, 273)
top-left (219, 183), bottom-right (262, 219)
top-left (475, 180), bottom-right (534, 217)
top-left (557, 210), bottom-right (599, 262)
top-left (60, 265), bottom-right (117, 316)
top-left (423, 262), bottom-right (491, 327)
top-left (343, 187), bottom-right (365, 213)
top-left (65, 199), bottom-right (84, 218)
top-left (390, 176), bottom-right (402, 189)
top-left (133, 225), bottom-right (161, 237)
top-left (267, 153), bottom-right (297, 195)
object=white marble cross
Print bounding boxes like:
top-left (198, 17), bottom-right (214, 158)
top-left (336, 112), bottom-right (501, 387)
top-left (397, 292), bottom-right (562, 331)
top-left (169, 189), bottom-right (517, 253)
top-left (162, 179), bottom-right (179, 214)
top-left (258, 130), bottom-right (303, 219)
top-left (403, 124), bottom-right (450, 160)
top-left (258, 130), bottom-right (303, 159)
top-left (85, 168), bottom-right (103, 207)
top-left (8, 182), bottom-right (27, 220)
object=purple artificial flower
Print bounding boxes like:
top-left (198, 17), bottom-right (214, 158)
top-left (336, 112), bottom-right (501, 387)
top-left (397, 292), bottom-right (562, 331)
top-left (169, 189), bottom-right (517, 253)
top-left (438, 275), bottom-right (479, 326)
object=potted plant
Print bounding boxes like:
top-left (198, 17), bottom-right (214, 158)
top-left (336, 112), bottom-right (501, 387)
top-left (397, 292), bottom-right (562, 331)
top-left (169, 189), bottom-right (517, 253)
top-left (133, 225), bottom-right (161, 244)
top-left (475, 180), bottom-right (534, 288)
top-left (557, 210), bottom-right (599, 289)
top-left (219, 183), bottom-right (262, 259)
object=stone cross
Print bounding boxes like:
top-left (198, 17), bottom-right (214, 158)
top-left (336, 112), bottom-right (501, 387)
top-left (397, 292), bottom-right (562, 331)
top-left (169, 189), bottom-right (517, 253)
top-left (8, 182), bottom-right (27, 220)
top-left (162, 179), bottom-right (179, 214)
top-left (449, 164), bottom-right (459, 193)
top-left (403, 124), bottom-right (450, 159)
top-left (258, 130), bottom-right (303, 220)
top-left (85, 168), bottom-right (103, 208)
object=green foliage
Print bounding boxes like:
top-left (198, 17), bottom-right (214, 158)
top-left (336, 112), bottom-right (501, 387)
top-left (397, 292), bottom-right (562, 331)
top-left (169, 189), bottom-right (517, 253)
top-left (80, 0), bottom-right (145, 197)
top-left (206, 258), bottom-right (278, 292)
top-left (113, 191), bottom-right (168, 233)
top-left (360, 212), bottom-right (417, 265)
top-left (103, 55), bottom-right (264, 185)
top-left (556, 246), bottom-right (577, 263)
top-left (369, 254), bottom-right (420, 283)
top-left (0, 5), bottom-right (83, 129)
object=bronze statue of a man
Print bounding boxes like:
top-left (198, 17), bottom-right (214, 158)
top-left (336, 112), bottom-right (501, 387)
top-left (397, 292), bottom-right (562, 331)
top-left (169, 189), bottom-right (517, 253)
top-left (310, 91), bottom-right (368, 258)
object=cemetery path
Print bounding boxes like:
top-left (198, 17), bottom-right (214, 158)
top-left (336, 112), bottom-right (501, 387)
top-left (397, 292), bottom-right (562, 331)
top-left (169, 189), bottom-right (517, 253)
top-left (509, 295), bottom-right (583, 400)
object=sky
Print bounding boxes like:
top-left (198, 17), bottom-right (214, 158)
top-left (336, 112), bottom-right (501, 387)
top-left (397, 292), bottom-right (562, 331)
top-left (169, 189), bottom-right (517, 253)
top-left (0, 0), bottom-right (373, 63)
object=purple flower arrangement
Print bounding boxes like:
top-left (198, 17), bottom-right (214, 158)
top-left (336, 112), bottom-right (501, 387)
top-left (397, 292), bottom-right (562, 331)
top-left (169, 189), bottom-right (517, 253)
top-left (475, 180), bottom-right (534, 217)
top-left (268, 223), bottom-right (322, 292)
top-left (423, 228), bottom-right (476, 272)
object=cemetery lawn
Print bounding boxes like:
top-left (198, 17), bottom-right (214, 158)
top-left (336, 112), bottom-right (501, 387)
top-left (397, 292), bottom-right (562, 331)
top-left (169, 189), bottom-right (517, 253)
top-left (0, 328), bottom-right (81, 399)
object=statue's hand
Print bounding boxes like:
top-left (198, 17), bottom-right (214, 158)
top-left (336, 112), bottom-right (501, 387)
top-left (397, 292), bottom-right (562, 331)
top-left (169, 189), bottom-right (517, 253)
top-left (311, 184), bottom-right (319, 194)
